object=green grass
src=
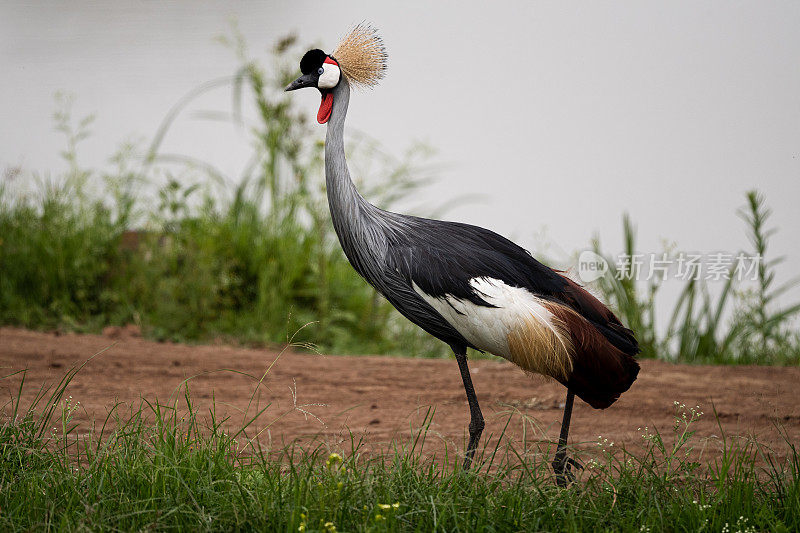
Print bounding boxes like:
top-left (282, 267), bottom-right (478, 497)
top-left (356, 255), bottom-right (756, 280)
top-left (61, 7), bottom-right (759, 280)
top-left (592, 191), bottom-right (800, 365)
top-left (1, 361), bottom-right (798, 532)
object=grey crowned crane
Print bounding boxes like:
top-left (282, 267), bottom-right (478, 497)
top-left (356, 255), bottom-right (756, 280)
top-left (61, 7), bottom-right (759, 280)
top-left (285, 25), bottom-right (640, 484)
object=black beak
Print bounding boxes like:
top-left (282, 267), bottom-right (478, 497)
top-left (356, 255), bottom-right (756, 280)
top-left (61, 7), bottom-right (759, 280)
top-left (285, 73), bottom-right (317, 92)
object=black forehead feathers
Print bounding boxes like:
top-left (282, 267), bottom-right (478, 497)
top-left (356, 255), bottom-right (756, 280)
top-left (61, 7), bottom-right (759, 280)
top-left (300, 49), bottom-right (328, 74)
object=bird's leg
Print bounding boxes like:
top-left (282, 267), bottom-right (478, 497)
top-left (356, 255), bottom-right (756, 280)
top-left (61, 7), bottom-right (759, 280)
top-left (454, 350), bottom-right (484, 470)
top-left (552, 388), bottom-right (583, 486)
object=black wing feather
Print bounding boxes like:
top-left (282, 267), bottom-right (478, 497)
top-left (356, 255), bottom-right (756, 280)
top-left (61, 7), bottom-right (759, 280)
top-left (383, 217), bottom-right (638, 356)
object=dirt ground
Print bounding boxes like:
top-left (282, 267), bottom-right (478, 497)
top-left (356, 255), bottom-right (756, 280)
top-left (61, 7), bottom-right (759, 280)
top-left (2, 327), bottom-right (799, 465)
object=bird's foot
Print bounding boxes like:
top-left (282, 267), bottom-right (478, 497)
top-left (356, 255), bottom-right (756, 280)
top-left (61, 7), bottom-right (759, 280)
top-left (462, 445), bottom-right (478, 471)
top-left (462, 455), bottom-right (473, 471)
top-left (552, 455), bottom-right (583, 487)
top-left (462, 421), bottom-right (484, 471)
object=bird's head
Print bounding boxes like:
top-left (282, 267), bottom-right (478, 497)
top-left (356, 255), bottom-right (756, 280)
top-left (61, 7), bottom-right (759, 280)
top-left (285, 24), bottom-right (387, 125)
top-left (285, 49), bottom-right (341, 124)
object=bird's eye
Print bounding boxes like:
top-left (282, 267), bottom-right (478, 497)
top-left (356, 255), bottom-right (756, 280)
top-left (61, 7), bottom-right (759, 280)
top-left (317, 67), bottom-right (324, 75)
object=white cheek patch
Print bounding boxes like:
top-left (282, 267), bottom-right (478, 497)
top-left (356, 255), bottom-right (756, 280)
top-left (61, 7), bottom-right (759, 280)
top-left (318, 63), bottom-right (341, 89)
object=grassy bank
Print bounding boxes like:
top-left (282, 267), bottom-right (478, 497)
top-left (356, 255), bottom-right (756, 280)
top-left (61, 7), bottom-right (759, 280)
top-left (0, 36), bottom-right (448, 358)
top-left (1, 362), bottom-right (798, 532)
top-left (1, 32), bottom-right (798, 363)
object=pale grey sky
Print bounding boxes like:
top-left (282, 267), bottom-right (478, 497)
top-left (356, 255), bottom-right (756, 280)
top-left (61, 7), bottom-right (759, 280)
top-left (2, 1), bottom-right (799, 316)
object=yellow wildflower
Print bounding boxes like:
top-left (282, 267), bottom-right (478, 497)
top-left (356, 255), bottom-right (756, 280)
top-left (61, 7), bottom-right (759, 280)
top-left (326, 453), bottom-right (343, 469)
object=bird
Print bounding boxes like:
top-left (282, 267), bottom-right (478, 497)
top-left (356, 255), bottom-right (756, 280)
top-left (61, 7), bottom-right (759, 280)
top-left (285, 25), bottom-right (640, 484)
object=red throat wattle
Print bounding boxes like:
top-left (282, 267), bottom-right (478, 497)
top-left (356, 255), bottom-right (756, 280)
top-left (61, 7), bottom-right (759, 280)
top-left (317, 92), bottom-right (333, 124)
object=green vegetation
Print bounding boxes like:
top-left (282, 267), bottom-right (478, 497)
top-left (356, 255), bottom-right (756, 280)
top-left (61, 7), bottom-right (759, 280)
top-left (1, 363), bottom-right (798, 532)
top-left (1, 32), bottom-right (798, 363)
top-left (0, 36), bottom-right (447, 357)
top-left (592, 191), bottom-right (800, 364)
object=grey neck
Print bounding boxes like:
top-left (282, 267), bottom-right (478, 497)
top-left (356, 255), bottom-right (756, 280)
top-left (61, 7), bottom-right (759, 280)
top-left (323, 77), bottom-right (416, 284)
top-left (325, 78), bottom-right (381, 241)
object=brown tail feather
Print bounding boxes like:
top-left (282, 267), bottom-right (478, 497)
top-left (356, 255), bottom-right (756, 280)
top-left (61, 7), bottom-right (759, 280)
top-left (555, 274), bottom-right (639, 355)
top-left (545, 302), bottom-right (640, 409)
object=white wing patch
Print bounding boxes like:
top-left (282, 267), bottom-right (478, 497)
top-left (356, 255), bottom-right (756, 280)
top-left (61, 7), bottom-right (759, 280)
top-left (413, 277), bottom-right (574, 379)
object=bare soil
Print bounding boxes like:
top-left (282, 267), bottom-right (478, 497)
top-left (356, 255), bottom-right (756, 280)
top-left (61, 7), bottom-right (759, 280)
top-left (2, 327), bottom-right (798, 464)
